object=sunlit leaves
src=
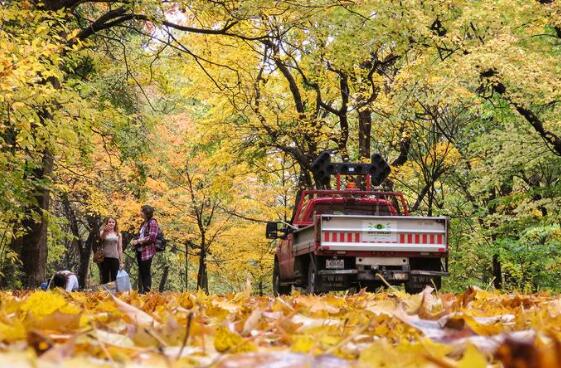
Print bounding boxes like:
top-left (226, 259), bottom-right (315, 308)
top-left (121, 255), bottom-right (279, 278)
top-left (1, 288), bottom-right (561, 366)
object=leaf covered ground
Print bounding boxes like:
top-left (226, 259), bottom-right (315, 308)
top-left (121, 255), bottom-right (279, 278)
top-left (0, 287), bottom-right (560, 367)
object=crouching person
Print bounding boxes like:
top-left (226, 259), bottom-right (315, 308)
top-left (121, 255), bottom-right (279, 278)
top-left (51, 270), bottom-right (79, 292)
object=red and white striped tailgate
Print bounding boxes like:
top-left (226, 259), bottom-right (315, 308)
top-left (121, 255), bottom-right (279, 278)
top-left (323, 231), bottom-right (444, 245)
top-left (323, 231), bottom-right (361, 243)
top-left (319, 215), bottom-right (448, 253)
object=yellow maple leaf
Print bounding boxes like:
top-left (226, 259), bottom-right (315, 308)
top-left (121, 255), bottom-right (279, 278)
top-left (214, 326), bottom-right (256, 353)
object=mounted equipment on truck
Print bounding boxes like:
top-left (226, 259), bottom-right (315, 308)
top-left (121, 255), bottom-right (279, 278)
top-left (267, 151), bottom-right (449, 294)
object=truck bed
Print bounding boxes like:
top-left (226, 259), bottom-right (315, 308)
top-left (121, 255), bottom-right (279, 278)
top-left (292, 215), bottom-right (448, 255)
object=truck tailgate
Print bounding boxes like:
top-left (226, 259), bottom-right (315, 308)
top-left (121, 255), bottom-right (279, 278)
top-left (319, 215), bottom-right (448, 253)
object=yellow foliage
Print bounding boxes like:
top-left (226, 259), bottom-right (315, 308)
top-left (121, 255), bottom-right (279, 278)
top-left (0, 320), bottom-right (26, 343)
top-left (0, 289), bottom-right (560, 366)
top-left (20, 292), bottom-right (80, 317)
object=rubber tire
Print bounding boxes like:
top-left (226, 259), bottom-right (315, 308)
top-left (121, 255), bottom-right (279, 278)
top-left (405, 276), bottom-right (442, 294)
top-left (306, 257), bottom-right (321, 294)
top-left (273, 260), bottom-right (290, 296)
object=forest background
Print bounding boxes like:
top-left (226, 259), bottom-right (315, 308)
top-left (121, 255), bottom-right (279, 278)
top-left (1, 0), bottom-right (561, 294)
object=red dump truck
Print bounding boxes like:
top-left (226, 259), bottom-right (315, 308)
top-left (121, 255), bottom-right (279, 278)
top-left (266, 152), bottom-right (449, 294)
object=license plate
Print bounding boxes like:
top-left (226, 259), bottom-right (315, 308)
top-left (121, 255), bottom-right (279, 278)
top-left (392, 272), bottom-right (408, 280)
top-left (326, 259), bottom-right (344, 269)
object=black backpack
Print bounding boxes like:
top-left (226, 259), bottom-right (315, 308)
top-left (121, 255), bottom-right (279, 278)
top-left (155, 228), bottom-right (166, 252)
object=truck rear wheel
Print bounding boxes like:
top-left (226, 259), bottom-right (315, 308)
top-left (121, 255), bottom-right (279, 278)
top-left (405, 276), bottom-right (441, 294)
top-left (273, 260), bottom-right (290, 296)
top-left (306, 257), bottom-right (321, 294)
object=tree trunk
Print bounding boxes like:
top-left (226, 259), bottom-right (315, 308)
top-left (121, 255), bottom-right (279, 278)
top-left (80, 215), bottom-right (100, 288)
top-left (61, 195), bottom-right (81, 278)
top-left (18, 151), bottom-right (53, 288)
top-left (0, 228), bottom-right (18, 288)
top-left (486, 182), bottom-right (513, 290)
top-left (159, 265), bottom-right (169, 292)
top-left (184, 242), bottom-right (190, 291)
top-left (492, 254), bottom-right (502, 289)
top-left (427, 183), bottom-right (435, 216)
top-left (197, 243), bottom-right (208, 293)
top-left (358, 108), bottom-right (372, 160)
top-left (61, 195), bottom-right (100, 289)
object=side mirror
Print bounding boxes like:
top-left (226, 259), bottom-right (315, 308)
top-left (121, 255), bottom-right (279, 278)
top-left (266, 221), bottom-right (282, 239)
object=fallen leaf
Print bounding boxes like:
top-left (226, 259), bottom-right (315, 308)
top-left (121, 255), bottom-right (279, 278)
top-left (110, 294), bottom-right (159, 328)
